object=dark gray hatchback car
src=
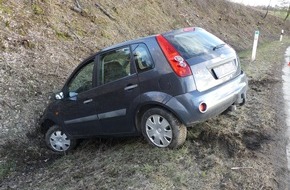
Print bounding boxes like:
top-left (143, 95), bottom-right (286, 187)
top-left (40, 27), bottom-right (247, 152)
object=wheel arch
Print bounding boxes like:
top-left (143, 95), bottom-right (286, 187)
top-left (40, 118), bottom-right (57, 134)
top-left (135, 102), bottom-right (185, 133)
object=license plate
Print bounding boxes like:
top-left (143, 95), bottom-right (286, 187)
top-left (213, 61), bottom-right (236, 79)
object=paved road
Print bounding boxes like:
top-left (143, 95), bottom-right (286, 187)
top-left (283, 47), bottom-right (290, 173)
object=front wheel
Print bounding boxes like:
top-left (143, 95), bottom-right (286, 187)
top-left (141, 108), bottom-right (187, 148)
top-left (45, 125), bottom-right (77, 153)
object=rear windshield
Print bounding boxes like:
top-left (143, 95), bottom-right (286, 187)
top-left (165, 29), bottom-right (225, 59)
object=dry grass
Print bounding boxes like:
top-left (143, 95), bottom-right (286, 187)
top-left (1, 0), bottom-right (290, 189)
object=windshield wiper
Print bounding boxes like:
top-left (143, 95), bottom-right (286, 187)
top-left (213, 43), bottom-right (225, 51)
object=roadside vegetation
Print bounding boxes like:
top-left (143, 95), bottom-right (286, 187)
top-left (270, 9), bottom-right (289, 19)
top-left (1, 37), bottom-right (290, 189)
top-left (1, 0), bottom-right (290, 189)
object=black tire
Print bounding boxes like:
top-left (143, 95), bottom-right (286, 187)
top-left (141, 108), bottom-right (187, 148)
top-left (45, 125), bottom-right (77, 153)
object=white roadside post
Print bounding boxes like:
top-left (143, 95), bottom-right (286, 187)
top-left (251, 31), bottom-right (259, 62)
top-left (280, 29), bottom-right (284, 42)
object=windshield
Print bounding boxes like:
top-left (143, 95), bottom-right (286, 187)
top-left (165, 28), bottom-right (225, 59)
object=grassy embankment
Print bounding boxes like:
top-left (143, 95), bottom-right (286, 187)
top-left (1, 37), bottom-right (290, 189)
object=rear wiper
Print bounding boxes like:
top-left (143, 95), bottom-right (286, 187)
top-left (213, 43), bottom-right (225, 51)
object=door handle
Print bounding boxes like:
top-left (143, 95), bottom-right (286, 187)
top-left (83, 99), bottom-right (93, 104)
top-left (124, 84), bottom-right (138, 91)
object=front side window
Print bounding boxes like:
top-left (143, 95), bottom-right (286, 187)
top-left (99, 46), bottom-right (132, 84)
top-left (68, 61), bottom-right (95, 95)
top-left (133, 43), bottom-right (154, 72)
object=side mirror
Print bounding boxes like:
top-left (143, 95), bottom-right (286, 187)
top-left (55, 92), bottom-right (64, 100)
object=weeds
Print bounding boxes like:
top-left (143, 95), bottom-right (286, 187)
top-left (32, 4), bottom-right (44, 15)
top-left (1, 0), bottom-right (290, 189)
top-left (0, 161), bottom-right (16, 180)
top-left (0, 0), bottom-right (12, 14)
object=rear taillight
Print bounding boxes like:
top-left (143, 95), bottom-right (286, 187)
top-left (156, 34), bottom-right (192, 77)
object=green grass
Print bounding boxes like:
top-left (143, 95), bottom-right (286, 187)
top-left (0, 0), bottom-right (12, 14)
top-left (238, 36), bottom-right (290, 80)
top-left (269, 10), bottom-right (288, 19)
top-left (51, 26), bottom-right (72, 40)
top-left (32, 4), bottom-right (44, 15)
top-left (0, 161), bottom-right (16, 180)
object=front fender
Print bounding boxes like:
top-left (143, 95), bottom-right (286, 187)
top-left (39, 101), bottom-right (62, 133)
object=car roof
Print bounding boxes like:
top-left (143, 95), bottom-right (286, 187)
top-left (100, 35), bottom-right (157, 53)
top-left (89, 27), bottom-right (202, 57)
top-left (78, 35), bottom-right (156, 63)
top-left (162, 27), bottom-right (202, 36)
top-left (100, 27), bottom-right (202, 51)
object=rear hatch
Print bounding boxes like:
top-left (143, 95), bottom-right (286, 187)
top-left (163, 27), bottom-right (241, 92)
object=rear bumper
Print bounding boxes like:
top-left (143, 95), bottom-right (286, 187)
top-left (165, 71), bottom-right (248, 126)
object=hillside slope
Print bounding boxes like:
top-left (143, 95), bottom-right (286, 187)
top-left (1, 0), bottom-right (289, 144)
top-left (1, 0), bottom-right (290, 189)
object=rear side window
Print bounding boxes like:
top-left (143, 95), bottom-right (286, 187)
top-left (132, 44), bottom-right (154, 72)
top-left (165, 29), bottom-right (225, 59)
top-left (99, 46), bottom-right (132, 85)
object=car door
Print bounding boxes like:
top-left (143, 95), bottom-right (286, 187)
top-left (94, 46), bottom-right (140, 135)
top-left (59, 57), bottom-right (101, 138)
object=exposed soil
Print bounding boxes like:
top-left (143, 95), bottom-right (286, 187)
top-left (1, 0), bottom-right (290, 189)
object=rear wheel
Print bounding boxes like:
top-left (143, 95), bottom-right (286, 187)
top-left (141, 108), bottom-right (187, 148)
top-left (45, 125), bottom-right (77, 152)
